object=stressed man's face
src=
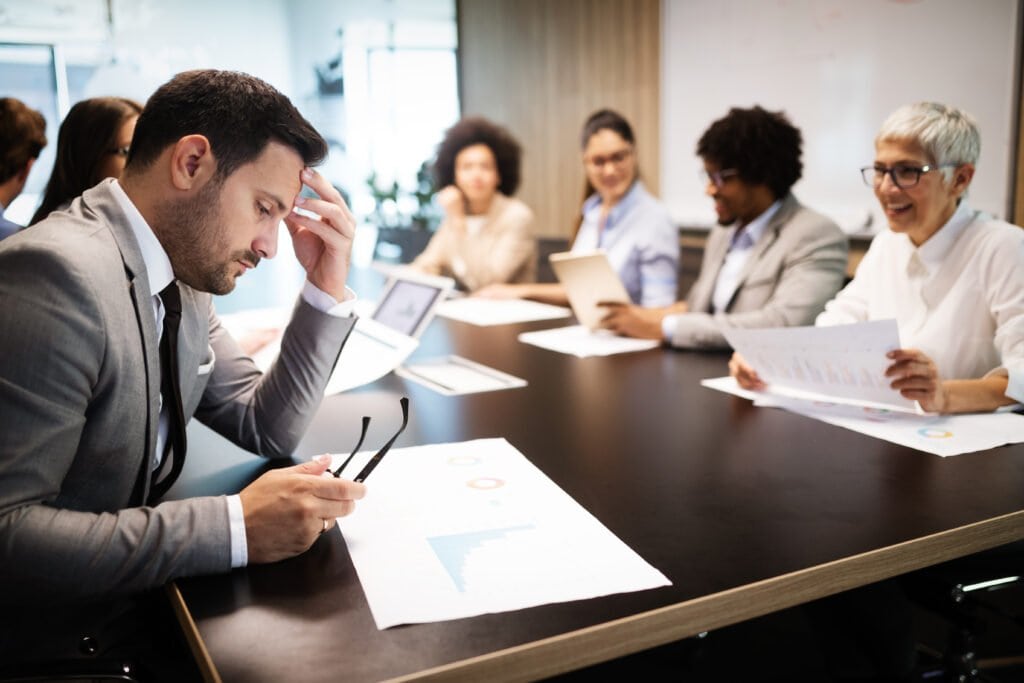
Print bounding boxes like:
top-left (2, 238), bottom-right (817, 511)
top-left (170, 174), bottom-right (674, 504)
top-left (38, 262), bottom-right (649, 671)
top-left (158, 141), bottom-right (304, 295)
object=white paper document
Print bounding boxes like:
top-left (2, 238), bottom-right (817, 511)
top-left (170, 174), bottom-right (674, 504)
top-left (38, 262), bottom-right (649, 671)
top-left (219, 309), bottom-right (418, 395)
top-left (518, 325), bottom-right (660, 357)
top-left (396, 355), bottom-right (527, 395)
top-left (436, 298), bottom-right (571, 326)
top-left (702, 376), bottom-right (1024, 456)
top-left (721, 320), bottom-right (919, 412)
top-left (335, 439), bottom-right (671, 629)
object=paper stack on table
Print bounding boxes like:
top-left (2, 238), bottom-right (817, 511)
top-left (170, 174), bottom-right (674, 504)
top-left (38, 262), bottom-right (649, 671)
top-left (335, 438), bottom-right (671, 629)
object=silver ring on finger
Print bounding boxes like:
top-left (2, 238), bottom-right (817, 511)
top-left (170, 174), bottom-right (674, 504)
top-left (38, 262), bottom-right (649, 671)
top-left (321, 518), bottom-right (330, 535)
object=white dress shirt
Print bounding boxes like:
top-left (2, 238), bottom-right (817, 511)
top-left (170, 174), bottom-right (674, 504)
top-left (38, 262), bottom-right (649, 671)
top-left (817, 201), bottom-right (1024, 384)
top-left (109, 179), bottom-right (355, 567)
top-left (1008, 368), bottom-right (1024, 403)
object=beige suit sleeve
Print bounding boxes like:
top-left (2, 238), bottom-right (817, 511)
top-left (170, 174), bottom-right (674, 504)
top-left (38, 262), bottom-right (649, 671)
top-left (410, 218), bottom-right (455, 276)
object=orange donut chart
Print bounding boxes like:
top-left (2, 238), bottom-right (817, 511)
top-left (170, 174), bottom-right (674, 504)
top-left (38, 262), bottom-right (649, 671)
top-left (918, 427), bottom-right (953, 439)
top-left (467, 477), bottom-right (505, 490)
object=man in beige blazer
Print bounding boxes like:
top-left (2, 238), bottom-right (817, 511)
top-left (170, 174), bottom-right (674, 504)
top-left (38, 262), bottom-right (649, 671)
top-left (599, 106), bottom-right (848, 349)
top-left (0, 71), bottom-right (365, 670)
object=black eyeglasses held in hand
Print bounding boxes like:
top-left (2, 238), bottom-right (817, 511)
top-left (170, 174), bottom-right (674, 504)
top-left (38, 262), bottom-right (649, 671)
top-left (331, 397), bottom-right (409, 482)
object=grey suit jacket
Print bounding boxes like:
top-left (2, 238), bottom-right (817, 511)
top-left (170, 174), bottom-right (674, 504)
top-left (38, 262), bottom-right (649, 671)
top-left (672, 194), bottom-right (848, 349)
top-left (0, 181), bottom-right (356, 604)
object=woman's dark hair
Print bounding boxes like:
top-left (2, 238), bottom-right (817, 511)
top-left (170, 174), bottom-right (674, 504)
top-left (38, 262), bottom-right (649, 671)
top-left (696, 105), bottom-right (803, 199)
top-left (126, 69), bottom-right (327, 181)
top-left (432, 116), bottom-right (522, 196)
top-left (31, 97), bottom-right (143, 224)
top-left (575, 109), bottom-right (638, 236)
top-left (580, 108), bottom-right (635, 150)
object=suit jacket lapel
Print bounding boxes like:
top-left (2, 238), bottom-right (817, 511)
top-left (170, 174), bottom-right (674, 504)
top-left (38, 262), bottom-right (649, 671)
top-left (176, 285), bottom-right (207, 403)
top-left (79, 182), bottom-right (161, 503)
top-left (690, 227), bottom-right (732, 313)
top-left (726, 193), bottom-right (798, 302)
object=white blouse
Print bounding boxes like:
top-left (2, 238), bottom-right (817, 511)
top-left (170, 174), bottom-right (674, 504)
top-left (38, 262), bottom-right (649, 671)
top-left (817, 201), bottom-right (1024, 382)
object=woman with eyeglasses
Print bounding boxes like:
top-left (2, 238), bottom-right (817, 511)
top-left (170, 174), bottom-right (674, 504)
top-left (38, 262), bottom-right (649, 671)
top-left (409, 116), bottom-right (537, 292)
top-left (730, 102), bottom-right (1024, 414)
top-left (30, 96), bottom-right (143, 225)
top-left (476, 108), bottom-right (678, 307)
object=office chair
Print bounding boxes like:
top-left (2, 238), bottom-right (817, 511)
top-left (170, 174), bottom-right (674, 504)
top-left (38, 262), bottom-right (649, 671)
top-left (0, 589), bottom-right (199, 683)
top-left (907, 548), bottom-right (1024, 682)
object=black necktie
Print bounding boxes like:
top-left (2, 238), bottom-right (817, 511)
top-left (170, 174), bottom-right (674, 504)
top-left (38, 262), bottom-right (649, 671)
top-left (149, 282), bottom-right (188, 502)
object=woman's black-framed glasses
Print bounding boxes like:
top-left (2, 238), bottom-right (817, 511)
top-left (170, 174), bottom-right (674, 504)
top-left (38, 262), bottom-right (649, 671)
top-left (331, 397), bottom-right (409, 483)
top-left (860, 163), bottom-right (955, 190)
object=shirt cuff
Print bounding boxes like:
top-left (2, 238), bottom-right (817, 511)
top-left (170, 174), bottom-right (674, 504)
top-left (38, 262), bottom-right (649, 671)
top-left (226, 494), bottom-right (248, 568)
top-left (301, 281), bottom-right (357, 317)
top-left (662, 313), bottom-right (680, 342)
top-left (1010, 369), bottom-right (1024, 404)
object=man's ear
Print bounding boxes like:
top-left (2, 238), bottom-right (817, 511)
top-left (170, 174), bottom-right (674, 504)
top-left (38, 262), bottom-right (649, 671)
top-left (168, 135), bottom-right (216, 191)
top-left (15, 157), bottom-right (35, 184)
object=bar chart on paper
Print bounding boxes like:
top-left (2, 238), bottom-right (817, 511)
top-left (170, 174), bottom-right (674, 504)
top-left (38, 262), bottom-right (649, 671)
top-left (427, 525), bottom-right (535, 592)
top-left (335, 439), bottom-right (670, 629)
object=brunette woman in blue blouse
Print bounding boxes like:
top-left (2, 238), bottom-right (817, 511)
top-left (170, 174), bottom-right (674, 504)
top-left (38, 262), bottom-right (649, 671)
top-left (476, 109), bottom-right (678, 307)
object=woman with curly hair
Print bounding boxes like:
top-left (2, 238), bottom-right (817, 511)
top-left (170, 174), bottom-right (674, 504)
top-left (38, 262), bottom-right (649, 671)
top-left (409, 116), bottom-right (537, 291)
top-left (30, 96), bottom-right (143, 225)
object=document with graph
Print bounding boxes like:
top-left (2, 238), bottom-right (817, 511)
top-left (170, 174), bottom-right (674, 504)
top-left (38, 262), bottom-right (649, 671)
top-left (722, 319), bottom-right (921, 412)
top-left (334, 438), bottom-right (671, 629)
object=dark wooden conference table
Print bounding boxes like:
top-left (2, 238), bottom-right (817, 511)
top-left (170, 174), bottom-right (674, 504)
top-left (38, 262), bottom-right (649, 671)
top-left (168, 277), bottom-right (1024, 682)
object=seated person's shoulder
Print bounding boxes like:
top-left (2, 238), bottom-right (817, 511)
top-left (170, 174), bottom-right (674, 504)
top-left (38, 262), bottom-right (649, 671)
top-left (503, 196), bottom-right (536, 223)
top-left (786, 201), bottom-right (844, 239)
top-left (1, 218), bottom-right (123, 289)
top-left (968, 214), bottom-right (1024, 268)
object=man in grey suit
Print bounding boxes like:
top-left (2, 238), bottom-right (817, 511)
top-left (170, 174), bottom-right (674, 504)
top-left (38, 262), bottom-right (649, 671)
top-left (0, 70), bottom-right (365, 670)
top-left (599, 106), bottom-right (848, 348)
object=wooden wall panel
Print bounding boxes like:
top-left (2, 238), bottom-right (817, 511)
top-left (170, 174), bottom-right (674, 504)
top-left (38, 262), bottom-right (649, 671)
top-left (456, 0), bottom-right (661, 238)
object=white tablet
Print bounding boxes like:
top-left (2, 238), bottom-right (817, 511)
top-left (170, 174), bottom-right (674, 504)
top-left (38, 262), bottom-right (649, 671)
top-left (549, 250), bottom-right (630, 330)
top-left (371, 271), bottom-right (455, 338)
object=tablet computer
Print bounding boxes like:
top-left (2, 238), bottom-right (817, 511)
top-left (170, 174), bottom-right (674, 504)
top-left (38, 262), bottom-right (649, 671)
top-left (371, 271), bottom-right (455, 338)
top-left (549, 250), bottom-right (630, 330)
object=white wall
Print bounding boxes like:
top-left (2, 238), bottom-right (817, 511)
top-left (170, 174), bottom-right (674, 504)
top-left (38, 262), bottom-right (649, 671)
top-left (661, 0), bottom-right (1021, 233)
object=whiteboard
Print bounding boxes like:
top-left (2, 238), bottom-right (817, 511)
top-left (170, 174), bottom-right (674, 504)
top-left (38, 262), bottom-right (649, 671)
top-left (661, 0), bottom-right (1021, 233)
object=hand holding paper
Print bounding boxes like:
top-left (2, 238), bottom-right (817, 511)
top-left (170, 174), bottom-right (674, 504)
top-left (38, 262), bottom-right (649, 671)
top-left (722, 320), bottom-right (919, 412)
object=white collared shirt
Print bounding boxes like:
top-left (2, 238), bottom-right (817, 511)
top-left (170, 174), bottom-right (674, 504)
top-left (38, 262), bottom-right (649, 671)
top-left (108, 179), bottom-right (355, 567)
top-left (817, 201), bottom-right (1024, 384)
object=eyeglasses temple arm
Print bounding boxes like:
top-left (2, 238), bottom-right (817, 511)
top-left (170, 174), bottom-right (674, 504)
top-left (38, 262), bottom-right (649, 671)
top-left (354, 397), bottom-right (409, 483)
top-left (332, 415), bottom-right (371, 477)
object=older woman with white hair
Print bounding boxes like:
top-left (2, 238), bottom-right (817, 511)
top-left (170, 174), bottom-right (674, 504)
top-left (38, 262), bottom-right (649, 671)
top-left (731, 101), bottom-right (1024, 414)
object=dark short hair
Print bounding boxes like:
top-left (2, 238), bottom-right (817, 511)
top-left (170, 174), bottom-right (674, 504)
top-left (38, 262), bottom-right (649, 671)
top-left (432, 116), bottom-right (522, 196)
top-left (31, 97), bottom-right (143, 224)
top-left (0, 97), bottom-right (47, 184)
top-left (696, 106), bottom-right (803, 198)
top-left (580, 108), bottom-right (635, 149)
top-left (127, 69), bottom-right (327, 179)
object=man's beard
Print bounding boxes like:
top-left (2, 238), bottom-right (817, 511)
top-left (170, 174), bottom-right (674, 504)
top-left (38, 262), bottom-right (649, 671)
top-left (154, 178), bottom-right (260, 295)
